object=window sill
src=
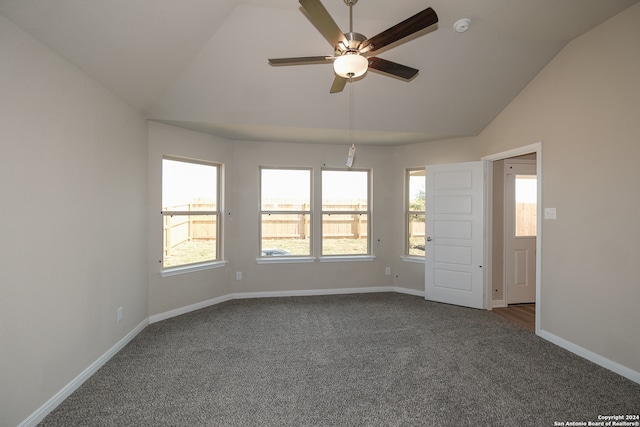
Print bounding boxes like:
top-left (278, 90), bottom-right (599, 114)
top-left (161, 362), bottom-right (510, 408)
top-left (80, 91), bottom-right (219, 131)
top-left (160, 260), bottom-right (228, 277)
top-left (319, 255), bottom-right (375, 263)
top-left (400, 255), bottom-right (425, 264)
top-left (256, 256), bottom-right (317, 265)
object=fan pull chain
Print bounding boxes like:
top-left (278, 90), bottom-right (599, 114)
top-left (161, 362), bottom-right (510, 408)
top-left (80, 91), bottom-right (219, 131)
top-left (349, 76), bottom-right (354, 143)
top-left (346, 76), bottom-right (356, 168)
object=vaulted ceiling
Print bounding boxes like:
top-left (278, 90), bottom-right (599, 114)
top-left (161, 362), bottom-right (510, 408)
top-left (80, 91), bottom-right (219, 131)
top-left (1, 0), bottom-right (637, 145)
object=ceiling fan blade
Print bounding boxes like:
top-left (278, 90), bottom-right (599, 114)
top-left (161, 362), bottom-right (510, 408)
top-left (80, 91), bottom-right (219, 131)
top-left (360, 7), bottom-right (438, 53)
top-left (367, 57), bottom-right (418, 81)
top-left (330, 75), bottom-right (347, 93)
top-left (268, 56), bottom-right (333, 66)
top-left (299, 0), bottom-right (347, 48)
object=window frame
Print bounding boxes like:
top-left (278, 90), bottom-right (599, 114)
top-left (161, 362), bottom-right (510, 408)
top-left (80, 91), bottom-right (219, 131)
top-left (258, 166), bottom-right (313, 260)
top-left (320, 168), bottom-right (372, 258)
top-left (161, 156), bottom-right (223, 273)
top-left (405, 168), bottom-right (426, 258)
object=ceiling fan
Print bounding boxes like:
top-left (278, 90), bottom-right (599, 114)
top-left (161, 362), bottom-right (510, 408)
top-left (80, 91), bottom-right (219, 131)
top-left (268, 0), bottom-right (438, 93)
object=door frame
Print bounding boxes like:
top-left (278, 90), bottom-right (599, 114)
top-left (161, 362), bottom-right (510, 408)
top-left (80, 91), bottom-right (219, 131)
top-left (482, 142), bottom-right (542, 334)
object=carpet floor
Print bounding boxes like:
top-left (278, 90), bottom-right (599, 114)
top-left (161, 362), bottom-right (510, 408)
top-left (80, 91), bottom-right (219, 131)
top-left (39, 293), bottom-right (639, 426)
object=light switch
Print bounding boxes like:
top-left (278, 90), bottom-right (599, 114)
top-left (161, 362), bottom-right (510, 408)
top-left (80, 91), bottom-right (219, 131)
top-left (544, 207), bottom-right (557, 220)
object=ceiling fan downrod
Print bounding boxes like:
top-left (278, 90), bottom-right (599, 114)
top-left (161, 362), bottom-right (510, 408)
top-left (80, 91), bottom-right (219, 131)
top-left (345, 0), bottom-right (357, 33)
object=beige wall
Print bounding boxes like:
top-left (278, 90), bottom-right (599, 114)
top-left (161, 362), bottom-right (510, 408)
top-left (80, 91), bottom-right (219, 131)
top-left (0, 14), bottom-right (148, 427)
top-left (476, 3), bottom-right (640, 371)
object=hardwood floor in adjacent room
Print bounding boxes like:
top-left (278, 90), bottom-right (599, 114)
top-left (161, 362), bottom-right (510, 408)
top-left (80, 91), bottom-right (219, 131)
top-left (493, 304), bottom-right (535, 331)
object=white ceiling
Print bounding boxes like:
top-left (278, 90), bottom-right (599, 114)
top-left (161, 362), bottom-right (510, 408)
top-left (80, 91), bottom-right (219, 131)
top-left (1, 0), bottom-right (637, 145)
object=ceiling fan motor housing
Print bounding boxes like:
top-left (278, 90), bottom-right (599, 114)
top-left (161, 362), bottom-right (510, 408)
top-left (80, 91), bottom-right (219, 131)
top-left (338, 31), bottom-right (367, 54)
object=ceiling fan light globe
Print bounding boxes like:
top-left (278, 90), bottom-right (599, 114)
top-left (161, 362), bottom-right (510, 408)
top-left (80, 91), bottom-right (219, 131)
top-left (334, 54), bottom-right (368, 78)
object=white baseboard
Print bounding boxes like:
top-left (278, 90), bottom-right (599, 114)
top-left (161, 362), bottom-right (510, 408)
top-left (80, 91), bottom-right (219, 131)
top-left (148, 294), bottom-right (234, 324)
top-left (538, 329), bottom-right (640, 385)
top-left (232, 286), bottom-right (426, 300)
top-left (148, 287), bottom-right (424, 323)
top-left (393, 286), bottom-right (425, 297)
top-left (232, 286), bottom-right (396, 300)
top-left (18, 319), bottom-right (148, 427)
top-left (491, 299), bottom-right (506, 308)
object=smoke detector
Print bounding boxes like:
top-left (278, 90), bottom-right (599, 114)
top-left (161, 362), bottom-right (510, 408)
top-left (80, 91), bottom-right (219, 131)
top-left (454, 18), bottom-right (471, 33)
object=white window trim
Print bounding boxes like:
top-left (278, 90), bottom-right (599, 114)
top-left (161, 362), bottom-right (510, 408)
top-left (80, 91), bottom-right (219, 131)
top-left (321, 168), bottom-right (372, 257)
top-left (160, 260), bottom-right (228, 277)
top-left (319, 255), bottom-right (375, 262)
top-left (259, 166), bottom-right (313, 259)
top-left (400, 255), bottom-right (425, 264)
top-left (162, 157), bottom-right (222, 270)
top-left (406, 167), bottom-right (426, 258)
top-left (256, 256), bottom-right (317, 265)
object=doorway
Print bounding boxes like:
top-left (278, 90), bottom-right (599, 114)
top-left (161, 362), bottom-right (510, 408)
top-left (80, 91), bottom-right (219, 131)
top-left (483, 143), bottom-right (542, 333)
top-left (504, 158), bottom-right (537, 304)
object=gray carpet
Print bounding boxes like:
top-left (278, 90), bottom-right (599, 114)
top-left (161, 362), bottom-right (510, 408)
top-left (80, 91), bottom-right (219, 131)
top-left (40, 293), bottom-right (640, 426)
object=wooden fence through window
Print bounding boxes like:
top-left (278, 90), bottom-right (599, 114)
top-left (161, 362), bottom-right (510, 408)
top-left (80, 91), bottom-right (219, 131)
top-left (165, 201), bottom-right (489, 255)
top-left (163, 203), bottom-right (217, 256)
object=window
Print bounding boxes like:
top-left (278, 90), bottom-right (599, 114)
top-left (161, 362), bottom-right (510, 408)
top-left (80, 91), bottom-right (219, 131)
top-left (322, 169), bottom-right (370, 256)
top-left (406, 168), bottom-right (426, 256)
top-left (162, 157), bottom-right (221, 268)
top-left (260, 168), bottom-right (312, 257)
top-left (515, 174), bottom-right (537, 237)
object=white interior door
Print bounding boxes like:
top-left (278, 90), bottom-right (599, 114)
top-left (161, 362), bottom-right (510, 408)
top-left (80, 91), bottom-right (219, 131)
top-left (504, 160), bottom-right (537, 304)
top-left (425, 161), bottom-right (485, 309)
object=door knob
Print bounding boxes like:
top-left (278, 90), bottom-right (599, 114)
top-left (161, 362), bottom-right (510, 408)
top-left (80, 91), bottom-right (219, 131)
top-left (426, 237), bottom-right (432, 241)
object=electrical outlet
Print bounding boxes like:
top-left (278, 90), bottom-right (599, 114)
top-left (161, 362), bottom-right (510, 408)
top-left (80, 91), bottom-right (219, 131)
top-left (236, 271), bottom-right (242, 280)
top-left (117, 307), bottom-right (123, 322)
top-left (385, 267), bottom-right (391, 276)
